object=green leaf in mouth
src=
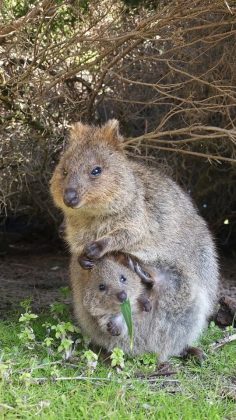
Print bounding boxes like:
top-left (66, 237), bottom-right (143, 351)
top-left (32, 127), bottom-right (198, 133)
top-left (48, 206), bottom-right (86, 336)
top-left (120, 298), bottom-right (134, 350)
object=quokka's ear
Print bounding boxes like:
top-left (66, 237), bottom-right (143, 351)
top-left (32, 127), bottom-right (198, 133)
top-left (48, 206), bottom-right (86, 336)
top-left (69, 121), bottom-right (90, 142)
top-left (114, 253), bottom-right (155, 287)
top-left (133, 263), bottom-right (155, 287)
top-left (101, 119), bottom-right (124, 143)
top-left (114, 252), bottom-right (131, 267)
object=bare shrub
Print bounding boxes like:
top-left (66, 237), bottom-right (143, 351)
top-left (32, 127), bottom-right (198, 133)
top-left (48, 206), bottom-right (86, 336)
top-left (0, 0), bottom-right (235, 245)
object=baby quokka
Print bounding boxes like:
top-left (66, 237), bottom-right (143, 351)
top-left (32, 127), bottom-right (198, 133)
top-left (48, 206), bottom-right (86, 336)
top-left (70, 254), bottom-right (210, 362)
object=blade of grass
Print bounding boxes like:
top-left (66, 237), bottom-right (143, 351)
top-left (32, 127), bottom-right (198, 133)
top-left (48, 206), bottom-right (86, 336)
top-left (120, 299), bottom-right (134, 350)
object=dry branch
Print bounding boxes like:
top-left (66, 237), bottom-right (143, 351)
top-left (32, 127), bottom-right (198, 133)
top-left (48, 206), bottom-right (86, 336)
top-left (210, 334), bottom-right (236, 351)
top-left (0, 0), bottom-right (54, 38)
top-left (0, 0), bottom-right (235, 245)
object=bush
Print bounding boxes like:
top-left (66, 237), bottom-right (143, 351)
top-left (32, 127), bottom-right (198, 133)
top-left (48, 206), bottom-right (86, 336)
top-left (0, 0), bottom-right (235, 248)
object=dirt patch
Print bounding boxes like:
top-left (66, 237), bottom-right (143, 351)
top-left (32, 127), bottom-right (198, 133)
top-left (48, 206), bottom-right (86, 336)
top-left (0, 252), bottom-right (235, 317)
top-left (0, 252), bottom-right (69, 316)
top-left (219, 258), bottom-right (236, 300)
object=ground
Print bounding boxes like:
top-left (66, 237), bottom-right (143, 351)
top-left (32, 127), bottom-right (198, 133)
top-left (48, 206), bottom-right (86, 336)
top-left (0, 303), bottom-right (235, 419)
top-left (0, 250), bottom-right (235, 419)
top-left (0, 252), bottom-right (69, 316)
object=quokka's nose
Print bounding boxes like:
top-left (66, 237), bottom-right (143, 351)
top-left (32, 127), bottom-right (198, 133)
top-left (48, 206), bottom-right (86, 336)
top-left (116, 291), bottom-right (127, 303)
top-left (63, 188), bottom-right (79, 207)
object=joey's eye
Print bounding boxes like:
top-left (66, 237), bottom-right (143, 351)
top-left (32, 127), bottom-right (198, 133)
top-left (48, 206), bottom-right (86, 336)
top-left (91, 166), bottom-right (102, 177)
top-left (120, 275), bottom-right (127, 283)
top-left (62, 169), bottom-right (68, 177)
top-left (99, 283), bottom-right (106, 291)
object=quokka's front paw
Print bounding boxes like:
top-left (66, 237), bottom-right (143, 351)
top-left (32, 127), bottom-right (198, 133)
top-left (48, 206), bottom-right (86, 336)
top-left (84, 238), bottom-right (108, 260)
top-left (78, 254), bottom-right (95, 270)
top-left (107, 320), bottom-right (122, 336)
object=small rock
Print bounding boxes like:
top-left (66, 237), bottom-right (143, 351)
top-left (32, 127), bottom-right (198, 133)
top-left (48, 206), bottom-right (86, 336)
top-left (50, 266), bottom-right (60, 271)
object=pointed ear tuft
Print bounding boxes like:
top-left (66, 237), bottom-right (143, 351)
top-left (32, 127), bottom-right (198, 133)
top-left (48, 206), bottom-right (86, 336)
top-left (70, 122), bottom-right (89, 142)
top-left (101, 119), bottom-right (123, 142)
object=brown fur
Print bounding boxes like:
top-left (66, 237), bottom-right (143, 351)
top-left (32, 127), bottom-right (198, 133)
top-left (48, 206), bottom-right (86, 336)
top-left (70, 254), bottom-right (211, 362)
top-left (50, 119), bottom-right (219, 315)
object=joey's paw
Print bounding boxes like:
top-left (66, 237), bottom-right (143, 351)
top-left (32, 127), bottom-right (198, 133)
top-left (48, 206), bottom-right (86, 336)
top-left (107, 320), bottom-right (121, 336)
top-left (78, 254), bottom-right (95, 270)
top-left (138, 296), bottom-right (152, 312)
top-left (142, 300), bottom-right (152, 312)
top-left (84, 238), bottom-right (108, 260)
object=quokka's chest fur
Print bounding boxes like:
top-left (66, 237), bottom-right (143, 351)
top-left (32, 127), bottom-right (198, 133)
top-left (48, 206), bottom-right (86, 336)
top-left (65, 208), bottom-right (153, 256)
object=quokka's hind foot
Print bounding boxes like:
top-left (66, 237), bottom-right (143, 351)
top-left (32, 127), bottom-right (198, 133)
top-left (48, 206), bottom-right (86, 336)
top-left (180, 346), bottom-right (207, 365)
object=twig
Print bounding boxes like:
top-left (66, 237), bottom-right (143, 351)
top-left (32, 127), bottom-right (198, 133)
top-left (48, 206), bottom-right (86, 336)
top-left (136, 368), bottom-right (177, 378)
top-left (0, 0), bottom-right (53, 38)
top-left (127, 144), bottom-right (236, 164)
top-left (0, 403), bottom-right (14, 410)
top-left (224, 0), bottom-right (233, 15)
top-left (209, 334), bottom-right (236, 351)
top-left (31, 375), bottom-right (181, 385)
top-left (17, 360), bottom-right (64, 373)
top-left (31, 376), bottom-right (117, 383)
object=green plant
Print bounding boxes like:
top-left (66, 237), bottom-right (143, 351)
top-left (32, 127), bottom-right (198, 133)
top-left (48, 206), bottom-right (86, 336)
top-left (50, 302), bottom-right (68, 318)
top-left (59, 287), bottom-right (71, 299)
top-left (17, 300), bottom-right (82, 360)
top-left (110, 348), bottom-right (125, 369)
top-left (0, 301), bottom-right (235, 418)
top-left (18, 303), bottom-right (38, 349)
top-left (83, 350), bottom-right (98, 371)
top-left (45, 322), bottom-right (80, 360)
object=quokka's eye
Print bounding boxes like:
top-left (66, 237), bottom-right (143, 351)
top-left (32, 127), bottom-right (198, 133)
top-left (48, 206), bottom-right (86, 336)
top-left (120, 275), bottom-right (127, 283)
top-left (91, 166), bottom-right (102, 177)
top-left (99, 283), bottom-right (106, 291)
top-left (62, 168), bottom-right (68, 177)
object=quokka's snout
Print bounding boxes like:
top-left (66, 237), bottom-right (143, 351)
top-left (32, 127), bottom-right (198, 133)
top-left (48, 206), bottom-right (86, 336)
top-left (116, 290), bottom-right (127, 303)
top-left (63, 187), bottom-right (80, 208)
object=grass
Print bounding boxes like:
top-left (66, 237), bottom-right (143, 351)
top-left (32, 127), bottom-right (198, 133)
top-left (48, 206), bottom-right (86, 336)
top-left (0, 299), bottom-right (235, 420)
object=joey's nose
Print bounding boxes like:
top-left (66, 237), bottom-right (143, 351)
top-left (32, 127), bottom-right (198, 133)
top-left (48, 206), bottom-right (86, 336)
top-left (63, 188), bottom-right (79, 207)
top-left (117, 291), bottom-right (127, 303)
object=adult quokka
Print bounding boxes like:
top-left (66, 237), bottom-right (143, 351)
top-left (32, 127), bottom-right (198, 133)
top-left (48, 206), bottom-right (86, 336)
top-left (50, 119), bottom-right (219, 314)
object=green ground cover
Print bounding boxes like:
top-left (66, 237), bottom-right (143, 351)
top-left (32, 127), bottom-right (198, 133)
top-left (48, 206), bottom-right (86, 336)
top-left (0, 296), bottom-right (235, 420)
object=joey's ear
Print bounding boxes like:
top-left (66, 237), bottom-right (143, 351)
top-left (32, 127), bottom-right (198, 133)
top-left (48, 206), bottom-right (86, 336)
top-left (69, 122), bottom-right (90, 142)
top-left (114, 253), bottom-right (154, 286)
top-left (133, 263), bottom-right (155, 287)
top-left (114, 252), bottom-right (133, 268)
top-left (101, 119), bottom-right (124, 143)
